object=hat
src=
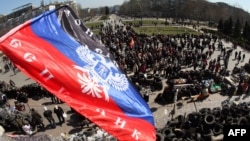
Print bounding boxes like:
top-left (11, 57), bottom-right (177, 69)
top-left (44, 106), bottom-right (48, 111)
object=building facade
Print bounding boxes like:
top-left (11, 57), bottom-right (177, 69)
top-left (0, 1), bottom-right (76, 36)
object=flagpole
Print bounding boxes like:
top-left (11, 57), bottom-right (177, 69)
top-left (73, 1), bottom-right (78, 16)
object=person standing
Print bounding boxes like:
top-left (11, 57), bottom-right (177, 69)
top-left (78, 114), bottom-right (90, 128)
top-left (236, 79), bottom-right (244, 96)
top-left (9, 79), bottom-right (16, 88)
top-left (237, 54), bottom-right (241, 64)
top-left (50, 94), bottom-right (61, 104)
top-left (215, 62), bottom-right (221, 74)
top-left (133, 62), bottom-right (139, 75)
top-left (242, 54), bottom-right (245, 62)
top-left (54, 105), bottom-right (65, 125)
top-left (234, 51), bottom-right (238, 60)
top-left (193, 61), bottom-right (198, 71)
top-left (43, 106), bottom-right (56, 128)
top-left (30, 108), bottom-right (44, 129)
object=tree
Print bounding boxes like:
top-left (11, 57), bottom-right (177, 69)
top-left (76, 4), bottom-right (84, 19)
top-left (223, 16), bottom-right (233, 35)
top-left (233, 18), bottom-right (241, 38)
top-left (217, 18), bottom-right (224, 32)
top-left (105, 6), bottom-right (109, 15)
top-left (243, 21), bottom-right (250, 42)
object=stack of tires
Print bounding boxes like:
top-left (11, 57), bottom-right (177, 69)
top-left (145, 73), bottom-right (154, 86)
top-left (153, 74), bottom-right (163, 91)
top-left (155, 101), bottom-right (250, 140)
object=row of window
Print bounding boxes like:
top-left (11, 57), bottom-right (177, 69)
top-left (0, 8), bottom-right (48, 30)
top-left (0, 1), bottom-right (75, 32)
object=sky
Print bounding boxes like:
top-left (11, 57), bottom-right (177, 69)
top-left (207, 0), bottom-right (250, 12)
top-left (0, 0), bottom-right (126, 15)
top-left (0, 0), bottom-right (249, 15)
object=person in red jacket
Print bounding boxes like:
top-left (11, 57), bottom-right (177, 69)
top-left (215, 62), bottom-right (221, 74)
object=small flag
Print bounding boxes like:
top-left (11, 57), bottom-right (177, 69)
top-left (129, 37), bottom-right (135, 48)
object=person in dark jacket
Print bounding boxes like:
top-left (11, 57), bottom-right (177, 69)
top-left (31, 108), bottom-right (44, 129)
top-left (43, 106), bottom-right (56, 128)
top-left (54, 105), bottom-right (65, 125)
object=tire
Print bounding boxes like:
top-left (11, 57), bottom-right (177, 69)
top-left (204, 114), bottom-right (215, 125)
top-left (156, 132), bottom-right (164, 141)
top-left (84, 127), bottom-right (95, 136)
top-left (153, 74), bottom-right (161, 81)
top-left (130, 75), bottom-right (138, 84)
top-left (237, 117), bottom-right (249, 125)
top-left (173, 128), bottom-right (185, 138)
top-left (221, 105), bottom-right (230, 119)
top-left (154, 79), bottom-right (163, 91)
top-left (187, 112), bottom-right (201, 127)
top-left (145, 73), bottom-right (154, 86)
top-left (202, 129), bottom-right (212, 140)
top-left (212, 107), bottom-right (221, 121)
top-left (165, 132), bottom-right (176, 140)
top-left (138, 73), bottom-right (145, 85)
top-left (213, 123), bottom-right (223, 135)
top-left (162, 127), bottom-right (172, 137)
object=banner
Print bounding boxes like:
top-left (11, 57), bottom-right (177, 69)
top-left (0, 6), bottom-right (155, 141)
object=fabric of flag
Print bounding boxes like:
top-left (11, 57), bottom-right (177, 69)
top-left (0, 6), bottom-right (155, 141)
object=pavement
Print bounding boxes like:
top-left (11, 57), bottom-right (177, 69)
top-left (0, 18), bottom-right (250, 140)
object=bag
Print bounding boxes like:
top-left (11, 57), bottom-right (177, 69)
top-left (63, 112), bottom-right (67, 118)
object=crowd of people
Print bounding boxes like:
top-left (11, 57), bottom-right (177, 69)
top-left (0, 89), bottom-right (67, 135)
top-left (100, 19), bottom-right (249, 93)
top-left (100, 19), bottom-right (247, 78)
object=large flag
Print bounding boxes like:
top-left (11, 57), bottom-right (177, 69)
top-left (0, 6), bottom-right (155, 141)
